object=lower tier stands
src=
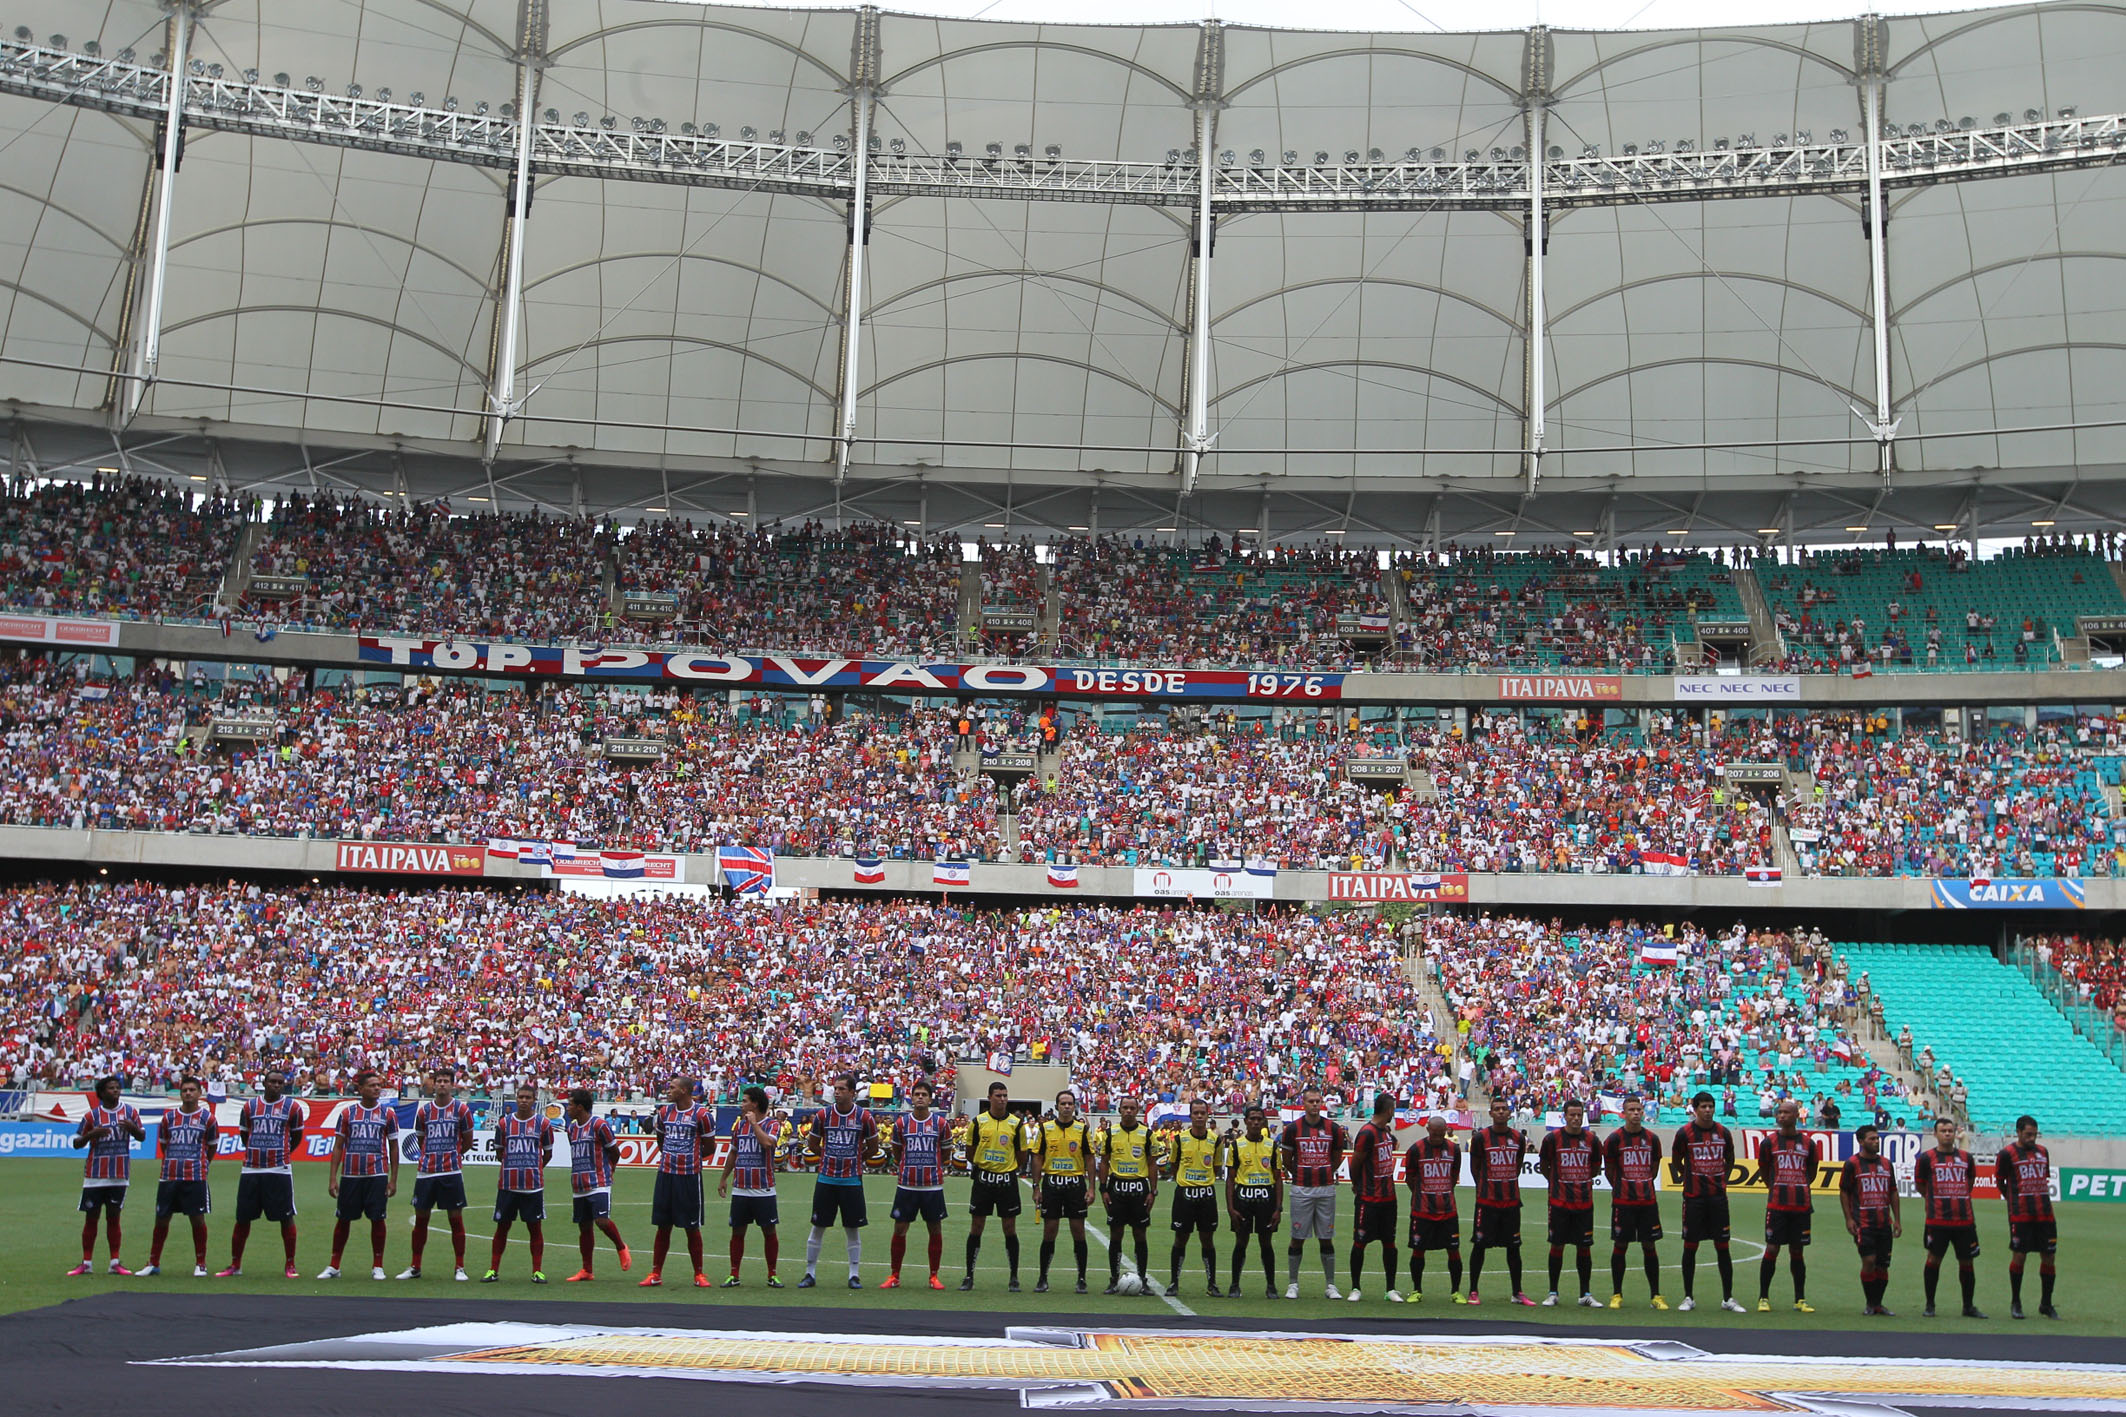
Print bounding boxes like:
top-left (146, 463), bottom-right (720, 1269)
top-left (1836, 940), bottom-right (2126, 1134)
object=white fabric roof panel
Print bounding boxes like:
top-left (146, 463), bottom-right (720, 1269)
top-left (0, 0), bottom-right (2123, 501)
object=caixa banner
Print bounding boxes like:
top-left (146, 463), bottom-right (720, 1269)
top-left (1928, 878), bottom-right (2086, 910)
top-left (358, 637), bottom-right (1346, 703)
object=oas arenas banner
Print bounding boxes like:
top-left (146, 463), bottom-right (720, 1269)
top-left (358, 637), bottom-right (1346, 703)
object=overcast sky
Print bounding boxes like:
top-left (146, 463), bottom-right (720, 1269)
top-left (686, 0), bottom-right (1989, 32)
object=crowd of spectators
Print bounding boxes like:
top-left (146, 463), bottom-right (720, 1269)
top-left (0, 474), bottom-right (240, 620)
top-left (2028, 933), bottom-right (2126, 1027)
top-left (1425, 912), bottom-right (1917, 1127)
top-left (0, 881), bottom-right (1427, 1111)
top-left (616, 519), bottom-right (964, 658)
top-left (248, 494), bottom-right (614, 641)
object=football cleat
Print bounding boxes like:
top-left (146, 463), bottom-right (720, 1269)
top-left (1323, 1284), bottom-right (1342, 1300)
top-left (66, 1262), bottom-right (92, 1277)
top-left (1385, 1289), bottom-right (1404, 1304)
top-left (1720, 1298), bottom-right (1747, 1313)
top-left (1609, 1294), bottom-right (1623, 1309)
top-left (317, 1266), bottom-right (341, 1279)
top-left (1794, 1300), bottom-right (1815, 1314)
top-left (371, 1267), bottom-right (387, 1281)
top-left (1541, 1292), bottom-right (1558, 1307)
top-left (1285, 1282), bottom-right (1299, 1300)
top-left (638, 1271), bottom-right (663, 1287)
top-left (396, 1267), bottom-right (421, 1280)
top-left (1651, 1295), bottom-right (1670, 1311)
top-left (1577, 1293), bottom-right (1600, 1308)
top-left (881, 1274), bottom-right (902, 1289)
top-left (1677, 1295), bottom-right (1696, 1312)
top-left (214, 1266), bottom-right (242, 1278)
top-left (567, 1270), bottom-right (597, 1282)
top-left (137, 1265), bottom-right (161, 1277)
top-left (928, 1275), bottom-right (945, 1291)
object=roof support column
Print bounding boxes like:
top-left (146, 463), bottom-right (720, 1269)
top-left (1520, 26), bottom-right (1553, 494)
top-left (1858, 15), bottom-right (1898, 485)
top-left (1179, 20), bottom-right (1223, 495)
top-left (485, 0), bottom-right (547, 463)
top-left (834, 7), bottom-right (882, 486)
top-left (123, 2), bottom-right (193, 426)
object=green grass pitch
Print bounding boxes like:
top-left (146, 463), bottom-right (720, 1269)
top-left (2, 1160), bottom-right (2117, 1335)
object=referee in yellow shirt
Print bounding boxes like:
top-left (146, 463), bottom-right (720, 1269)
top-left (958, 1081), bottom-right (1023, 1291)
top-left (1033, 1090), bottom-right (1093, 1294)
top-left (1227, 1103), bottom-right (1285, 1298)
top-left (1166, 1098), bottom-right (1225, 1297)
top-left (1097, 1097), bottom-right (1158, 1294)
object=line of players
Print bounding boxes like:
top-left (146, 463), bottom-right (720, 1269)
top-left (65, 1070), bottom-right (2065, 1320)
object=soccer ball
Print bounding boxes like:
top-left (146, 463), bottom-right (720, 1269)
top-left (1114, 1273), bottom-right (1144, 1296)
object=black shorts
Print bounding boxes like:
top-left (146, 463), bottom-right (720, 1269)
top-left (335, 1174), bottom-right (389, 1222)
top-left (493, 1189), bottom-right (545, 1225)
top-left (651, 1171), bottom-right (705, 1230)
top-left (1853, 1224), bottom-right (1895, 1259)
top-left (1611, 1205), bottom-right (1663, 1246)
top-left (412, 1174), bottom-right (468, 1212)
top-left (1353, 1197), bottom-right (1398, 1246)
top-left (1682, 1194), bottom-right (1732, 1244)
top-left (1039, 1176), bottom-right (1089, 1220)
top-left (572, 1191), bottom-right (612, 1225)
top-left (1473, 1205), bottom-right (1523, 1249)
top-left (1232, 1185), bottom-right (1278, 1234)
top-left (1548, 1207), bottom-right (1595, 1248)
top-left (155, 1179), bottom-right (211, 1219)
top-left (2009, 1219), bottom-right (2058, 1255)
top-left (235, 1173), bottom-right (296, 1223)
top-left (811, 1181), bottom-right (868, 1229)
top-left (1103, 1177), bottom-right (1152, 1228)
top-left (728, 1193), bottom-right (779, 1229)
top-left (1171, 1187), bottom-right (1219, 1233)
top-left (1923, 1223), bottom-right (1980, 1261)
top-left (78, 1185), bottom-right (127, 1214)
top-left (1765, 1209), bottom-right (1813, 1248)
top-left (892, 1187), bottom-right (948, 1225)
top-left (1409, 1214), bottom-right (1461, 1251)
top-left (970, 1173), bottom-right (1022, 1218)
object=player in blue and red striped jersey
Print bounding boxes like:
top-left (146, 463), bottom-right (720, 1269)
top-left (400, 1066), bottom-right (475, 1281)
top-left (1755, 1098), bottom-right (1822, 1312)
top-left (68, 1076), bottom-right (143, 1276)
top-left (219, 1068), bottom-right (305, 1278)
top-left (1537, 1098), bottom-right (1599, 1307)
top-left (885, 1079), bottom-right (953, 1290)
top-left (1997, 1114), bottom-right (2059, 1320)
top-left (718, 1085), bottom-right (783, 1288)
top-left (321, 1070), bottom-right (400, 1280)
top-left (1603, 1097), bottom-right (1667, 1310)
top-left (1915, 1115), bottom-right (1983, 1318)
top-left (485, 1083), bottom-right (555, 1283)
top-left (641, 1076), bottom-right (715, 1288)
top-left (1840, 1123), bottom-right (1903, 1316)
top-left (562, 1088), bottom-right (630, 1282)
top-left (799, 1073), bottom-right (881, 1290)
top-left (142, 1076), bottom-right (218, 1276)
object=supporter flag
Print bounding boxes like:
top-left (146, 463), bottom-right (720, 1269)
top-left (1640, 938), bottom-right (1680, 966)
top-left (602, 850), bottom-right (646, 879)
top-left (517, 839), bottom-right (553, 866)
top-left (1245, 859), bottom-right (1278, 880)
top-left (1642, 850), bottom-right (1691, 876)
top-left (1047, 864), bottom-right (1079, 889)
top-left (1745, 865), bottom-right (1784, 887)
top-left (1969, 875), bottom-right (1990, 890)
top-left (550, 841), bottom-right (581, 865)
top-left (717, 846), bottom-right (775, 895)
top-left (934, 860), bottom-right (972, 887)
top-left (987, 1051), bottom-right (1013, 1075)
top-left (487, 837), bottom-right (521, 862)
top-left (853, 857), bottom-right (886, 885)
top-left (1831, 1036), bottom-right (1855, 1063)
top-left (1849, 662), bottom-right (1874, 679)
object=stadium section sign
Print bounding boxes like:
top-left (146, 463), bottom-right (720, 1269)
top-left (1495, 673), bottom-right (1621, 701)
top-left (1327, 872), bottom-right (1469, 902)
top-left (1135, 867), bottom-right (1276, 899)
top-left (0, 613), bottom-right (119, 647)
top-left (1928, 878), bottom-right (2086, 909)
top-left (145, 1321), bottom-right (2126, 1413)
top-left (334, 841), bottom-right (487, 875)
top-left (358, 637), bottom-right (1346, 701)
top-left (1674, 676), bottom-right (1800, 702)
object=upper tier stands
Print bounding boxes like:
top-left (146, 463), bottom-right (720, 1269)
top-left (1392, 547), bottom-right (1747, 671)
top-left (1837, 939), bottom-right (2126, 1134)
top-left (1757, 543), bottom-right (2126, 671)
top-left (0, 476), bottom-right (240, 620)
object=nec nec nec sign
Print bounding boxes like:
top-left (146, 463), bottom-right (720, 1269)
top-left (1672, 676), bottom-right (1801, 702)
top-left (358, 638), bottom-right (1345, 701)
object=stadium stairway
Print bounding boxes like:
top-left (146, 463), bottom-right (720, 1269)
top-left (1735, 561), bottom-right (1780, 660)
top-left (1835, 941), bottom-right (2126, 1135)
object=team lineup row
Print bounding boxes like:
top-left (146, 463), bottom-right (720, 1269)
top-left (66, 1072), bottom-right (2064, 1318)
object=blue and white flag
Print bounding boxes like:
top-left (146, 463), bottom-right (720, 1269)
top-left (717, 846), bottom-right (775, 894)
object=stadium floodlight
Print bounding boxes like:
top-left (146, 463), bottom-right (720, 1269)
top-left (1958, 116), bottom-right (1976, 130)
top-left (189, 58), bottom-right (205, 75)
top-left (1844, 525), bottom-right (1869, 532)
top-left (1828, 129), bottom-right (1848, 143)
top-left (1585, 143), bottom-right (1603, 157)
top-left (345, 82), bottom-right (361, 98)
top-left (546, 108), bottom-right (560, 123)
top-left (571, 111), bottom-right (589, 127)
top-left (1622, 144), bottom-right (1637, 156)
top-left (1488, 146), bottom-right (1505, 161)
top-left (1796, 130), bottom-right (1812, 143)
top-left (983, 522), bottom-right (1006, 529)
top-left (1279, 150), bottom-right (1296, 163)
top-left (305, 76), bottom-right (322, 92)
top-left (1046, 144), bottom-right (1062, 159)
top-left (9, 26), bottom-right (25, 40)
top-left (118, 48), bottom-right (134, 62)
top-left (1511, 145), bottom-right (1525, 159)
top-left (1548, 145), bottom-right (1564, 158)
top-left (443, 96), bottom-right (459, 111)
top-left (703, 122), bottom-right (718, 137)
top-left (767, 129), bottom-right (783, 142)
top-left (1401, 147), bottom-right (1417, 162)
top-left (1934, 524), bottom-right (1960, 532)
top-left (1014, 143), bottom-right (1031, 157)
top-left (1668, 529), bottom-right (1690, 536)
top-left (2060, 107), bottom-right (2078, 119)
top-left (1463, 149), bottom-right (1478, 162)
top-left (1368, 147), bottom-right (1383, 162)
top-left (1996, 112), bottom-right (2013, 125)
top-left (1320, 151), bottom-right (1334, 164)
top-left (244, 68), bottom-right (260, 83)
top-left (2032, 519), bottom-right (2057, 526)
top-left (890, 138), bottom-right (906, 154)
top-left (407, 90), bottom-right (423, 105)
top-left (1757, 528), bottom-right (1781, 535)
top-left (680, 122), bottom-right (696, 135)
top-left (1221, 149), bottom-right (1236, 165)
top-left (1430, 147), bottom-right (1445, 160)
top-left (646, 506), bottom-right (667, 514)
top-left (601, 115), bottom-right (617, 129)
top-left (740, 125), bottom-right (756, 139)
top-left (987, 142), bottom-right (1004, 157)
top-left (1711, 138), bottom-right (1728, 150)
top-left (2024, 109), bottom-right (2042, 123)
top-left (84, 39), bottom-right (99, 55)
top-left (1738, 132), bottom-right (1756, 146)
top-left (1345, 150), bottom-right (1362, 164)
top-left (473, 100), bottom-right (489, 116)
top-left (834, 132), bottom-right (849, 150)
top-left (795, 130), bottom-right (812, 145)
top-left (945, 140), bottom-right (962, 156)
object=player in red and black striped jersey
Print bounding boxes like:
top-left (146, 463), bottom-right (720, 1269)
top-left (1839, 1124), bottom-right (1903, 1316)
top-left (1278, 1085), bottom-right (1346, 1299)
top-left (1602, 1097), bottom-right (1667, 1310)
top-left (1537, 1099), bottom-right (1600, 1307)
top-left (1755, 1098), bottom-right (1821, 1312)
top-left (1672, 1091), bottom-right (1741, 1311)
top-left (1914, 1116), bottom-right (1983, 1317)
top-left (1346, 1094), bottom-right (1403, 1302)
top-left (485, 1084), bottom-right (555, 1282)
top-left (1467, 1096), bottom-right (1534, 1306)
top-left (1996, 1115), bottom-right (2059, 1319)
top-left (1404, 1115), bottom-right (1463, 1302)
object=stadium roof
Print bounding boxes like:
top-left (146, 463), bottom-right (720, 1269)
top-left (5, 0), bottom-right (2126, 544)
